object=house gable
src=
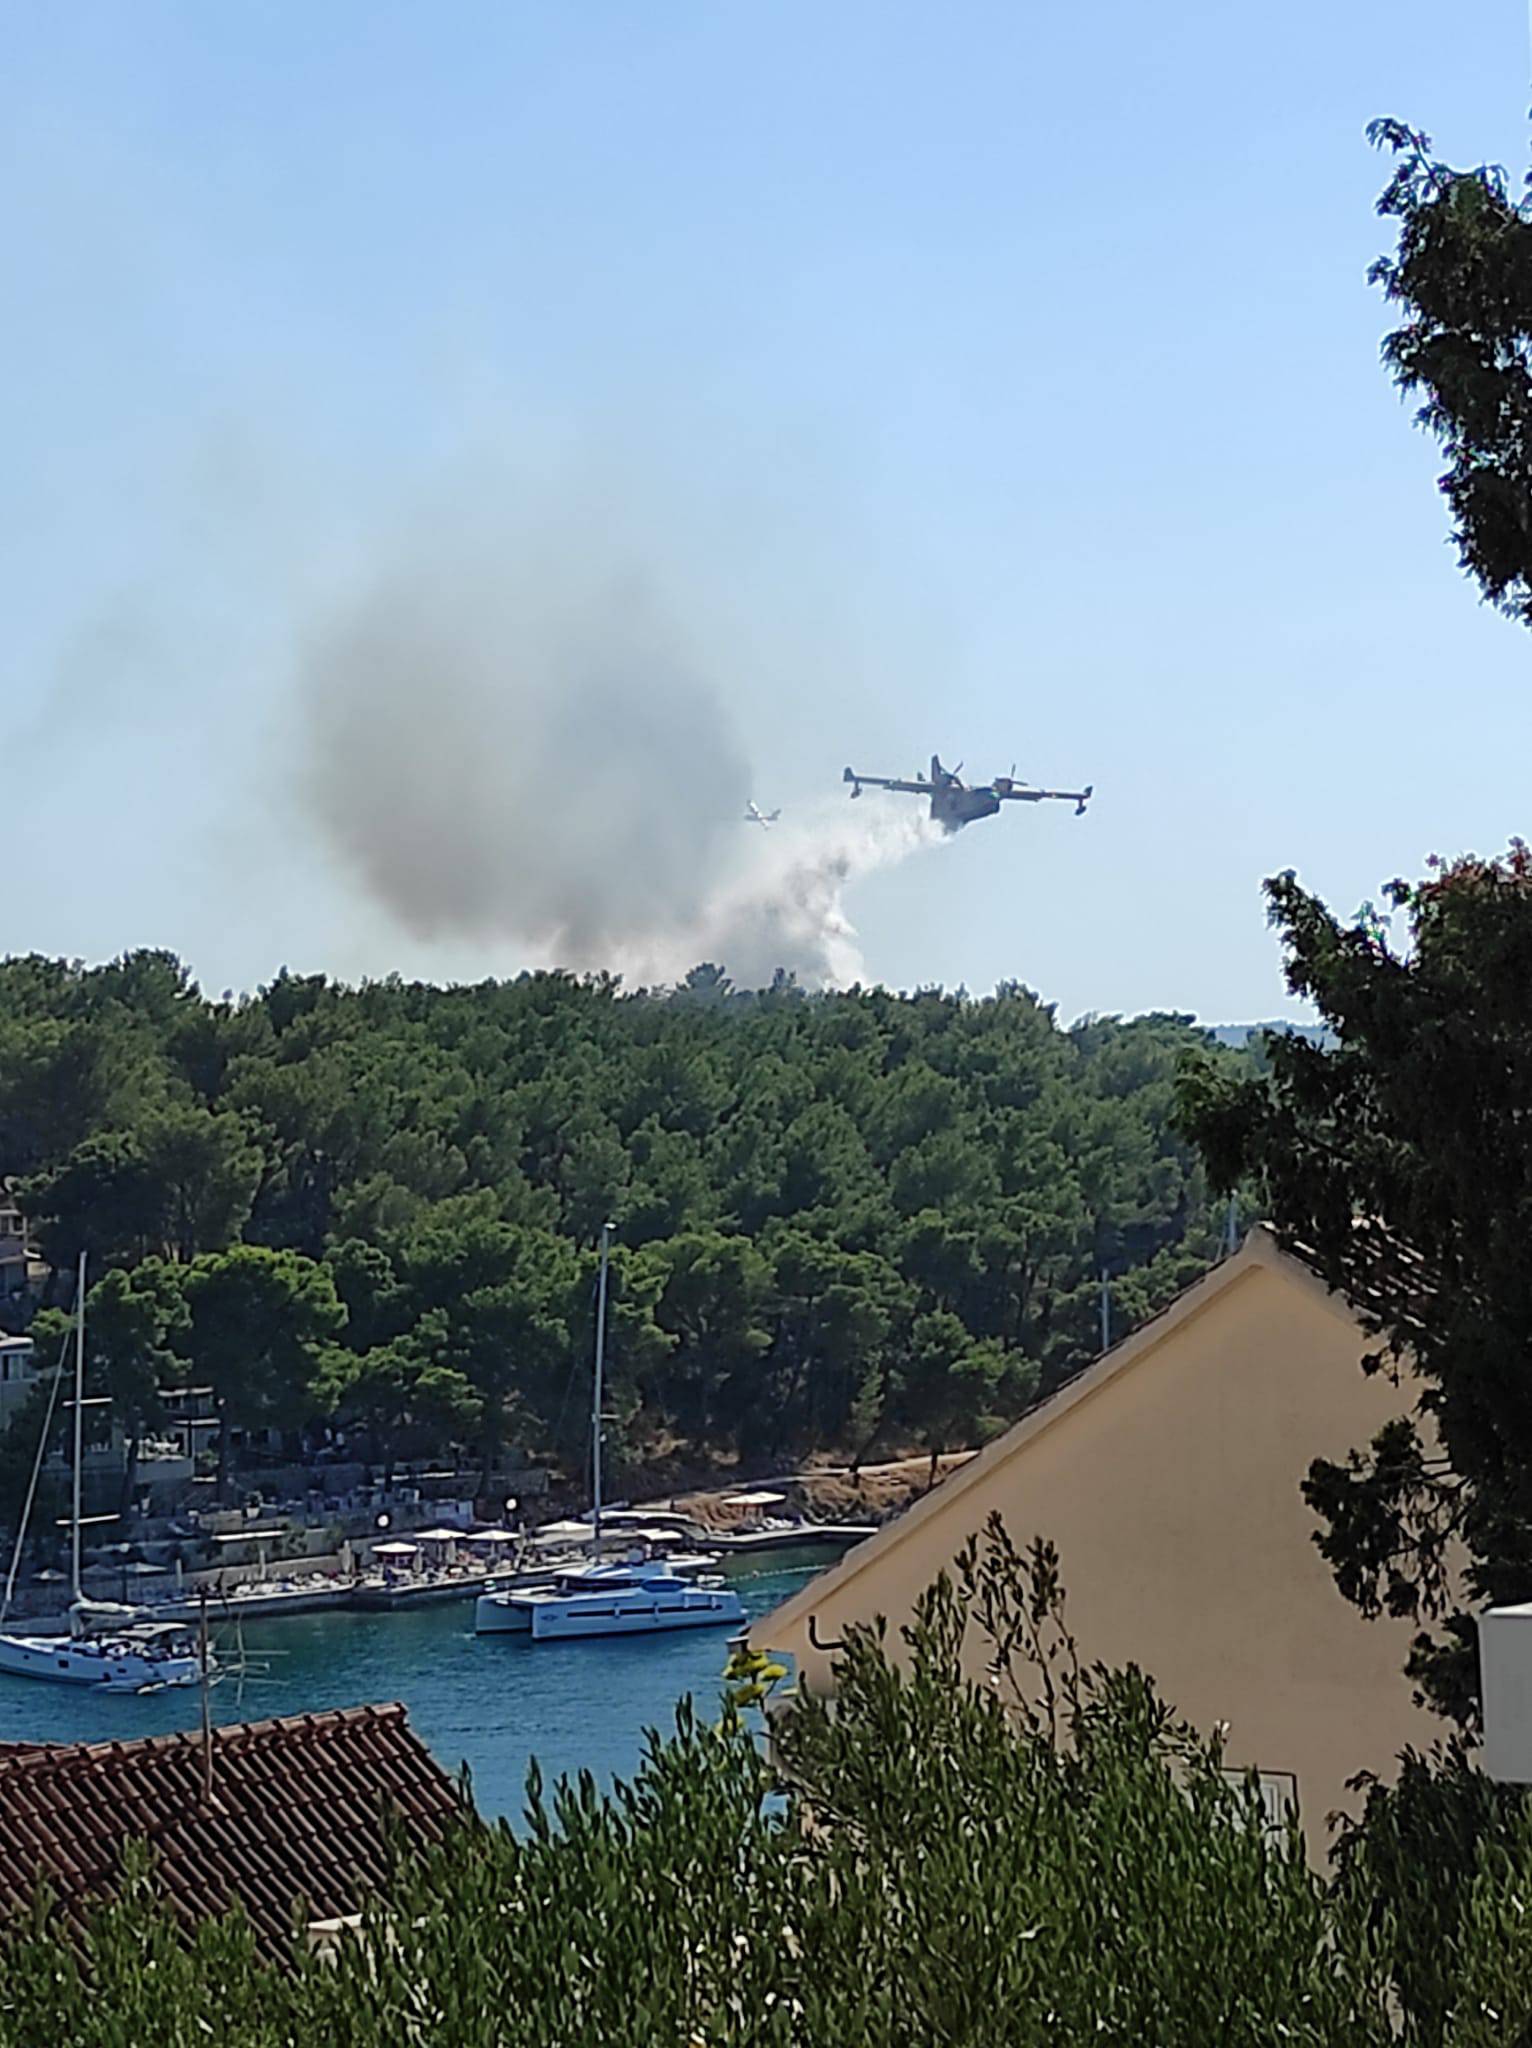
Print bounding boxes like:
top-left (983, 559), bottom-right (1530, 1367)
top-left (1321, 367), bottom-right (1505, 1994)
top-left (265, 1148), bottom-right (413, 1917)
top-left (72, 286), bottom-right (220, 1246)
top-left (751, 1230), bottom-right (1431, 1832)
top-left (753, 1229), bottom-right (1356, 1652)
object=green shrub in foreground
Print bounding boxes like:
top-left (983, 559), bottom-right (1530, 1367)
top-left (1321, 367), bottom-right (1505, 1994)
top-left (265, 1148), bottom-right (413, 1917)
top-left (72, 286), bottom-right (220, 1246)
top-left (4, 1523), bottom-right (1532, 2044)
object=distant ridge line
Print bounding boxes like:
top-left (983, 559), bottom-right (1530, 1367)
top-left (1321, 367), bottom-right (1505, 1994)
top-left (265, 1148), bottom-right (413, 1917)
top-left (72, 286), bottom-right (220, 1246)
top-left (1207, 1020), bottom-right (1333, 1050)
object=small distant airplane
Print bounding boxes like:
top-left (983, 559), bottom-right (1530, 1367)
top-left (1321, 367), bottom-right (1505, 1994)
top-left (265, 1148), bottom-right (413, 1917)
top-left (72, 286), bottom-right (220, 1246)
top-left (744, 803), bottom-right (781, 827)
top-left (843, 754), bottom-right (1093, 834)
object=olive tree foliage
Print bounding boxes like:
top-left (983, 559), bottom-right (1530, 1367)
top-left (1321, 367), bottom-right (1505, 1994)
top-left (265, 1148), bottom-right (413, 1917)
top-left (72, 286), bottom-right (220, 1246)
top-left (1328, 1740), bottom-right (1532, 2048)
top-left (16, 1523), bottom-right (1532, 2045)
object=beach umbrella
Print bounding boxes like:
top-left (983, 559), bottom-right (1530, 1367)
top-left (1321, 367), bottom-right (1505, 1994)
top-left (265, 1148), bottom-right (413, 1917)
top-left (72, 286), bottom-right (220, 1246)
top-left (371, 1540), bottom-right (420, 1558)
top-left (464, 1528), bottom-right (521, 1546)
top-left (536, 1519), bottom-right (594, 1539)
top-left (412, 1527), bottom-right (467, 1544)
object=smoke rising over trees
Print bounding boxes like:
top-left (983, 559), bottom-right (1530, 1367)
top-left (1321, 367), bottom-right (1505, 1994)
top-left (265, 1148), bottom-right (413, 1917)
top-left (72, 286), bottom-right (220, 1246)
top-left (295, 485), bottom-right (937, 988)
top-left (301, 537), bottom-right (751, 959)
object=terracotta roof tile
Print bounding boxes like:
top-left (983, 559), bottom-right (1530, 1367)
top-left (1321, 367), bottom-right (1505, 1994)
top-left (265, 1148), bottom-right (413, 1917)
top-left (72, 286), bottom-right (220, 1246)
top-left (0, 1701), bottom-right (467, 1959)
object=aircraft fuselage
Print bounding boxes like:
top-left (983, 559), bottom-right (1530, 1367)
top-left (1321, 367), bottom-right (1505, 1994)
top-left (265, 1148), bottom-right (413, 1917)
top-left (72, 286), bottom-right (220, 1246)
top-left (931, 785), bottom-right (1000, 831)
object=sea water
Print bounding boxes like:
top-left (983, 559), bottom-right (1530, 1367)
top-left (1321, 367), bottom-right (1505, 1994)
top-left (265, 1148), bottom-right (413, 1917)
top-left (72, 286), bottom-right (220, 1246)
top-left (0, 1553), bottom-right (821, 1820)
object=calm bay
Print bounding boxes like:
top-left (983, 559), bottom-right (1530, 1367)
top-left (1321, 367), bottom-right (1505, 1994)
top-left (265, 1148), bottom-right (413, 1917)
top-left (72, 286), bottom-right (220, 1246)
top-left (0, 1553), bottom-right (820, 1819)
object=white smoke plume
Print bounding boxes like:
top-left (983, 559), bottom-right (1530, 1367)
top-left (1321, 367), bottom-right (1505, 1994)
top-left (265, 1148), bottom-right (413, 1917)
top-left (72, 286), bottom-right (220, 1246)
top-left (297, 491), bottom-right (942, 988)
top-left (607, 800), bottom-right (945, 989)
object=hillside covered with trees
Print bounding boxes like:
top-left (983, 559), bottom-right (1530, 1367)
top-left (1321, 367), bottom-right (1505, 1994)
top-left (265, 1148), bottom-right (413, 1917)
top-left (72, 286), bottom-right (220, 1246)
top-left (0, 951), bottom-right (1244, 1494)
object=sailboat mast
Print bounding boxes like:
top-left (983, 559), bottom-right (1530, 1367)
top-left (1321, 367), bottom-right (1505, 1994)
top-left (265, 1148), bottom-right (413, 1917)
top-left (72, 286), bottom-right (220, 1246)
top-left (591, 1222), bottom-right (612, 1549)
top-left (71, 1250), bottom-right (86, 1604)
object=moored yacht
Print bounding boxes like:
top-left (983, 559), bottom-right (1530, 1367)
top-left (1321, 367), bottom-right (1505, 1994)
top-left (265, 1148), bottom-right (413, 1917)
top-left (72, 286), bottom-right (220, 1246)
top-left (475, 1554), bottom-right (745, 1638)
top-left (0, 1614), bottom-right (204, 1691)
top-left (475, 1222), bottom-right (746, 1644)
top-left (0, 1254), bottom-right (211, 1693)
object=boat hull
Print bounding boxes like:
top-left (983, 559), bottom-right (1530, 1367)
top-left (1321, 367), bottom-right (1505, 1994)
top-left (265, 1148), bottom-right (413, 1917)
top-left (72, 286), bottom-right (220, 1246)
top-left (474, 1593), bottom-right (532, 1634)
top-left (529, 1591), bottom-right (746, 1640)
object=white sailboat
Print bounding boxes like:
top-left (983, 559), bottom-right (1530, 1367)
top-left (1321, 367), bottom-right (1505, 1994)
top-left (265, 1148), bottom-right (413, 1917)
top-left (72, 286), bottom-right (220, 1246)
top-left (476, 1223), bottom-right (745, 1642)
top-left (0, 1255), bottom-right (205, 1692)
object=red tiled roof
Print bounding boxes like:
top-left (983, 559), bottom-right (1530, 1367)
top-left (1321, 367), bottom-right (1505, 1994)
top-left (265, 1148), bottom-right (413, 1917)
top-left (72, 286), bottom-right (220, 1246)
top-left (0, 1701), bottom-right (467, 1958)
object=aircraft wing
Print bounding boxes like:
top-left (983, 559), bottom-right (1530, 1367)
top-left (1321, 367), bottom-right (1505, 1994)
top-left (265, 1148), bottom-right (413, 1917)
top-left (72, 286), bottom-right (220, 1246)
top-left (843, 767), bottom-right (928, 794)
top-left (996, 783), bottom-right (1093, 811)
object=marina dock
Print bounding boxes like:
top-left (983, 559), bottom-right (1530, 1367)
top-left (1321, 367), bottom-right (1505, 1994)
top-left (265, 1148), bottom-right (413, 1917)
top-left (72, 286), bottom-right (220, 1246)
top-left (705, 1523), bottom-right (876, 1554)
top-left (1, 1513), bottom-right (874, 1636)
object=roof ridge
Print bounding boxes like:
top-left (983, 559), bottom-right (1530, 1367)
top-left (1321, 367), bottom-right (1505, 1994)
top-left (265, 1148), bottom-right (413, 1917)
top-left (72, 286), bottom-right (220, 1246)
top-left (0, 1701), bottom-right (412, 1778)
top-left (749, 1229), bottom-right (1358, 1649)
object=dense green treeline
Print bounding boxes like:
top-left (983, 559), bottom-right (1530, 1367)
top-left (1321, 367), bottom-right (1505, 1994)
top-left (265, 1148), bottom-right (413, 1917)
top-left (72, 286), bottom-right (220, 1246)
top-left (0, 950), bottom-right (1244, 1488)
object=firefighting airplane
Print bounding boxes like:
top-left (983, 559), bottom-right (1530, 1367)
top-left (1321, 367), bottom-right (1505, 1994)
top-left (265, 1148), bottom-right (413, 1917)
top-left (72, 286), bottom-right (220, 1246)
top-left (843, 754), bottom-right (1093, 834)
top-left (744, 803), bottom-right (781, 827)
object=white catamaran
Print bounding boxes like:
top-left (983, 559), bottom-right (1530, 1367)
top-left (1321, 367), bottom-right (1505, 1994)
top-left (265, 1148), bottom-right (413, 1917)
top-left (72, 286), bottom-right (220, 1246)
top-left (476, 1223), bottom-right (745, 1642)
top-left (0, 1255), bottom-right (205, 1692)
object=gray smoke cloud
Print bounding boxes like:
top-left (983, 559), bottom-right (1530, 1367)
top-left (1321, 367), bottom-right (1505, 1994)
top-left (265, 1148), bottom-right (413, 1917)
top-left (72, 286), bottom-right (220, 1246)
top-left (297, 492), bottom-right (941, 987)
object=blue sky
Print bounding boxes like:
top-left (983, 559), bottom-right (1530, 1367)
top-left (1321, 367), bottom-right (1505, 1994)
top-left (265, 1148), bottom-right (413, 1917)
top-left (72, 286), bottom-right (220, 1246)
top-left (5, 1), bottom-right (1530, 1021)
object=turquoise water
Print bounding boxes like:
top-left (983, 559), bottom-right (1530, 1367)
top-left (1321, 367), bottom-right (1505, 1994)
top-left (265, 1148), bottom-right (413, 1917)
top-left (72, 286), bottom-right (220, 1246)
top-left (0, 1554), bottom-right (819, 1820)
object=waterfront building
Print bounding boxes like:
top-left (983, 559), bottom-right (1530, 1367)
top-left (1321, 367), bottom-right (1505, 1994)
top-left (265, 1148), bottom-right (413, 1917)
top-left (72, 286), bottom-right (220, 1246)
top-left (0, 1179), bottom-right (31, 1305)
top-left (0, 1332), bottom-right (130, 1496)
top-left (750, 1227), bottom-right (1438, 1847)
top-left (0, 1333), bottom-right (37, 1432)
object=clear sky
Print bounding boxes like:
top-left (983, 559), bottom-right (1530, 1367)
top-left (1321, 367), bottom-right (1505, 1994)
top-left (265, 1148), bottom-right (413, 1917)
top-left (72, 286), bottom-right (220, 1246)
top-left (5, 1), bottom-right (1530, 1023)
